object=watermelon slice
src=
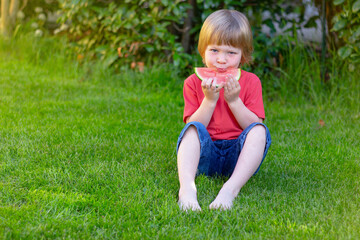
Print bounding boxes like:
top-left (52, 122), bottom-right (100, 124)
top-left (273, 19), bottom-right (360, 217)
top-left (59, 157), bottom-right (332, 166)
top-left (194, 67), bottom-right (241, 85)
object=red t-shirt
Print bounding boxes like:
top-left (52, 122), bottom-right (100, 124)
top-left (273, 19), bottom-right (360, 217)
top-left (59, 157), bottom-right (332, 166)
top-left (183, 69), bottom-right (265, 140)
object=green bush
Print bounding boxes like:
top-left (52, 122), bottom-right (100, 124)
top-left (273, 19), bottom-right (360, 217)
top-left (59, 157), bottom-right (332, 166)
top-left (57, 0), bottom-right (188, 69)
top-left (331, 0), bottom-right (360, 70)
top-left (55, 0), bottom-right (317, 73)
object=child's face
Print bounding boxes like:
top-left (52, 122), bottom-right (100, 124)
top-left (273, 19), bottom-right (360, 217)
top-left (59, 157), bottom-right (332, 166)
top-left (204, 44), bottom-right (242, 70)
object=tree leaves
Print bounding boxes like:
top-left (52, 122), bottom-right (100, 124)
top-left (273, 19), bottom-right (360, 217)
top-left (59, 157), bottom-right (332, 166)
top-left (338, 46), bottom-right (353, 59)
top-left (331, 0), bottom-right (360, 66)
top-left (334, 0), bottom-right (345, 5)
top-left (332, 19), bottom-right (347, 31)
top-left (58, 0), bottom-right (187, 68)
top-left (352, 0), bottom-right (360, 12)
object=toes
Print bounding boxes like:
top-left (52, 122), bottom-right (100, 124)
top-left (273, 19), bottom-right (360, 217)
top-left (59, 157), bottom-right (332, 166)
top-left (208, 202), bottom-right (218, 210)
top-left (178, 200), bottom-right (201, 212)
top-left (209, 200), bottom-right (233, 210)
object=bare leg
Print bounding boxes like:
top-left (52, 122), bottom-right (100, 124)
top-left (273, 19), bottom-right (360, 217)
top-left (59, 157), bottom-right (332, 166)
top-left (209, 125), bottom-right (266, 210)
top-left (177, 126), bottom-right (202, 211)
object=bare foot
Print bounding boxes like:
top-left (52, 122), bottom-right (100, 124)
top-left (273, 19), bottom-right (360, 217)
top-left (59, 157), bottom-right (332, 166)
top-left (209, 187), bottom-right (237, 210)
top-left (178, 188), bottom-right (201, 211)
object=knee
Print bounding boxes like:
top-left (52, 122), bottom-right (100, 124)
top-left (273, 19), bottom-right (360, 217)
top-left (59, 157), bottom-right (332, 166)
top-left (247, 125), bottom-right (266, 146)
top-left (182, 121), bottom-right (206, 139)
top-left (183, 125), bottom-right (199, 139)
top-left (177, 125), bottom-right (200, 152)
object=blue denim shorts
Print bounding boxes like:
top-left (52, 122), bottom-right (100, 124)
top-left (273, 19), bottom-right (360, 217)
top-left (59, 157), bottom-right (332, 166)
top-left (176, 122), bottom-right (271, 177)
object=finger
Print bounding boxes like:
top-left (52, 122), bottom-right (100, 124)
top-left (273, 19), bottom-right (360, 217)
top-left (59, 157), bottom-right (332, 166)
top-left (217, 82), bottom-right (225, 89)
top-left (208, 78), bottom-right (215, 89)
top-left (226, 74), bottom-right (235, 83)
top-left (225, 81), bottom-right (232, 90)
top-left (229, 78), bottom-right (237, 89)
top-left (201, 78), bottom-right (208, 88)
top-left (224, 76), bottom-right (232, 85)
top-left (212, 79), bottom-right (220, 89)
top-left (223, 82), bottom-right (228, 90)
top-left (205, 81), bottom-right (211, 90)
top-left (233, 81), bottom-right (240, 90)
top-left (202, 78), bottom-right (211, 89)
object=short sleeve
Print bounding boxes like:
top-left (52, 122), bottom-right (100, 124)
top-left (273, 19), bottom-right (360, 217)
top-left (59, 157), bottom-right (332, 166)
top-left (182, 75), bottom-right (203, 123)
top-left (242, 73), bottom-right (265, 119)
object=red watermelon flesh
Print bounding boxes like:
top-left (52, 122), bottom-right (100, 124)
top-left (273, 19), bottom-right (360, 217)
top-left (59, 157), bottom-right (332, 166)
top-left (195, 68), bottom-right (241, 85)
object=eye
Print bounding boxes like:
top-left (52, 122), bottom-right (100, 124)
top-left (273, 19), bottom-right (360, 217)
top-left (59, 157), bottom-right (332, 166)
top-left (229, 51), bottom-right (237, 55)
top-left (210, 49), bottom-right (218, 52)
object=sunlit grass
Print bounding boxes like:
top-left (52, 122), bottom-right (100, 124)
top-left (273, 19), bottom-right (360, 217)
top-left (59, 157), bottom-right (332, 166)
top-left (0, 34), bottom-right (359, 239)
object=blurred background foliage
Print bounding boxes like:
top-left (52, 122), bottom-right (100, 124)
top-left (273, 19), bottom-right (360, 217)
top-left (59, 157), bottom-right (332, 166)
top-left (2, 0), bottom-right (359, 74)
top-left (330, 0), bottom-right (360, 70)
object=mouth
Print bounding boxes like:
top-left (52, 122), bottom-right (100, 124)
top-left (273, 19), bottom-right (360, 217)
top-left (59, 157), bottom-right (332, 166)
top-left (216, 68), bottom-right (227, 73)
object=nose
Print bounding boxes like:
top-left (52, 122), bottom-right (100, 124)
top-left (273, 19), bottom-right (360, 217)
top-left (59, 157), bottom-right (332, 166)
top-left (216, 53), bottom-right (226, 64)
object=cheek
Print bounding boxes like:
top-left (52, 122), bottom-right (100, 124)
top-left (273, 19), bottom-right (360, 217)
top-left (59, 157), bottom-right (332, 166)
top-left (204, 53), bottom-right (215, 63)
top-left (232, 55), bottom-right (242, 65)
top-left (227, 55), bottom-right (239, 63)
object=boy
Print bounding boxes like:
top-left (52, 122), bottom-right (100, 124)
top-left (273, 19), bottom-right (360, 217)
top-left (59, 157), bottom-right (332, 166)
top-left (176, 9), bottom-right (271, 211)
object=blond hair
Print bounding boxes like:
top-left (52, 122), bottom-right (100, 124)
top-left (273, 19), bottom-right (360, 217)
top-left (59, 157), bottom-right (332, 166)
top-left (198, 9), bottom-right (253, 65)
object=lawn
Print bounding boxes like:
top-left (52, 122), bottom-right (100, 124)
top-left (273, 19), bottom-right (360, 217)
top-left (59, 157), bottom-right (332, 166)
top-left (0, 36), bottom-right (359, 239)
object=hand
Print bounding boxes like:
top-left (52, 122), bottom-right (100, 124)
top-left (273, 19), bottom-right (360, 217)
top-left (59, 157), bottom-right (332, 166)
top-left (224, 74), bottom-right (241, 104)
top-left (201, 77), bottom-right (224, 103)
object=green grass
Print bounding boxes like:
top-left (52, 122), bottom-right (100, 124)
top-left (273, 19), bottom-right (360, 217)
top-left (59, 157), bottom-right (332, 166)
top-left (1, 34), bottom-right (359, 239)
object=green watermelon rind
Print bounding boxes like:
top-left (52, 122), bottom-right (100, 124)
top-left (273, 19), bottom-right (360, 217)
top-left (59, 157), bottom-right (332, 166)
top-left (194, 68), bottom-right (241, 82)
top-left (194, 68), bottom-right (207, 81)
